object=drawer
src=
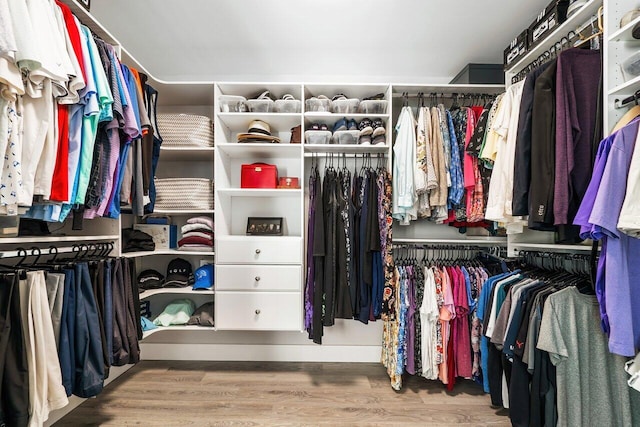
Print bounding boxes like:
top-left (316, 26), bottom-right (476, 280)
top-left (215, 292), bottom-right (301, 330)
top-left (216, 236), bottom-right (302, 264)
top-left (216, 265), bottom-right (301, 291)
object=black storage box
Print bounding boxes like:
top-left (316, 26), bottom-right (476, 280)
top-left (504, 29), bottom-right (529, 70)
top-left (450, 64), bottom-right (505, 85)
top-left (528, 0), bottom-right (570, 50)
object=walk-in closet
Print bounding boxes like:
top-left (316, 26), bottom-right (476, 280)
top-left (0, 0), bottom-right (639, 425)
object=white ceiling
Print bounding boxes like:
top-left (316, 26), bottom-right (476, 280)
top-left (91, 0), bottom-right (549, 83)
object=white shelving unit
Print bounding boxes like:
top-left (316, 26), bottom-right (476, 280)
top-left (214, 82), bottom-right (305, 332)
top-left (603, 0), bottom-right (639, 132)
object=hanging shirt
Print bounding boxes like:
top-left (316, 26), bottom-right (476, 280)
top-left (512, 61), bottom-right (552, 216)
top-left (392, 106), bottom-right (417, 224)
top-left (537, 287), bottom-right (639, 427)
top-left (429, 107), bottom-right (448, 213)
top-left (618, 120), bottom-right (640, 236)
top-left (485, 80), bottom-right (525, 225)
top-left (420, 267), bottom-right (439, 380)
top-left (553, 48), bottom-right (602, 226)
top-left (585, 122), bottom-right (640, 357)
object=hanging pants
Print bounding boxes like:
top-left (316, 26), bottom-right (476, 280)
top-left (20, 271), bottom-right (68, 425)
top-left (0, 273), bottom-right (29, 427)
top-left (73, 262), bottom-right (105, 398)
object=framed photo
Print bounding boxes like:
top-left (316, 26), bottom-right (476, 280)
top-left (246, 217), bottom-right (283, 236)
top-left (80, 0), bottom-right (90, 10)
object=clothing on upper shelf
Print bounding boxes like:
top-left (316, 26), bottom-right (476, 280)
top-left (393, 100), bottom-right (494, 231)
top-left (0, 1), bottom-right (161, 223)
top-left (483, 48), bottom-right (602, 241)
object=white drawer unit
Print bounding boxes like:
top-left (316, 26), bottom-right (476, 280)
top-left (216, 236), bottom-right (302, 264)
top-left (215, 292), bottom-right (302, 330)
top-left (216, 265), bottom-right (301, 291)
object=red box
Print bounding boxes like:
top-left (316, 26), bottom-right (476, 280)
top-left (241, 163), bottom-right (278, 188)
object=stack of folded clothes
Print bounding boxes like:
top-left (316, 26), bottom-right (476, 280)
top-left (178, 216), bottom-right (214, 251)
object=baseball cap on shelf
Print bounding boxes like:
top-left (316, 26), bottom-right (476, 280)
top-left (192, 264), bottom-right (214, 290)
top-left (137, 269), bottom-right (164, 291)
top-left (164, 258), bottom-right (193, 288)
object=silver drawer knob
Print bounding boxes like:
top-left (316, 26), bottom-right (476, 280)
top-left (255, 276), bottom-right (261, 282)
top-left (255, 309), bottom-right (261, 315)
top-left (255, 249), bottom-right (261, 254)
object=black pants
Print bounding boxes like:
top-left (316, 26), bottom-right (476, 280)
top-left (0, 273), bottom-right (29, 427)
top-left (487, 344), bottom-right (504, 407)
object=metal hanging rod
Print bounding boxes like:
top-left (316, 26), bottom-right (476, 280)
top-left (391, 92), bottom-right (497, 99)
top-left (392, 238), bottom-right (507, 246)
top-left (0, 242), bottom-right (115, 260)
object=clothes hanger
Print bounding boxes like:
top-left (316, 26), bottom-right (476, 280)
top-left (612, 92), bottom-right (640, 133)
top-left (574, 7), bottom-right (603, 49)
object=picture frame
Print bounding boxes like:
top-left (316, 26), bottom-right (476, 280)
top-left (80, 0), bottom-right (90, 10)
top-left (246, 217), bottom-right (283, 236)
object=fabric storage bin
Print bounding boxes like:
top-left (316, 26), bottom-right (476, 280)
top-left (275, 100), bottom-right (301, 113)
top-left (154, 178), bottom-right (214, 210)
top-left (332, 130), bottom-right (359, 145)
top-left (332, 99), bottom-right (359, 114)
top-left (241, 163), bottom-right (278, 188)
top-left (156, 114), bottom-right (214, 147)
top-left (218, 95), bottom-right (247, 112)
top-left (358, 100), bottom-right (388, 114)
top-left (246, 99), bottom-right (275, 112)
top-left (305, 98), bottom-right (332, 112)
top-left (305, 130), bottom-right (331, 144)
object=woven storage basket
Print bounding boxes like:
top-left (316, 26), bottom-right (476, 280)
top-left (157, 113), bottom-right (214, 147)
top-left (154, 178), bottom-right (214, 210)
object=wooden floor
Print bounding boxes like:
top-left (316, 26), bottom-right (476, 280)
top-left (55, 361), bottom-right (510, 426)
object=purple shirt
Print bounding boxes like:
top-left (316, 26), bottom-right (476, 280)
top-left (587, 122), bottom-right (640, 357)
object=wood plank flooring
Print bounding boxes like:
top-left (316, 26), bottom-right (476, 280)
top-left (54, 361), bottom-right (510, 426)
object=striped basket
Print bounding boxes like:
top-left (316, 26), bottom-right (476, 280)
top-left (154, 178), bottom-right (214, 210)
top-left (157, 113), bottom-right (214, 147)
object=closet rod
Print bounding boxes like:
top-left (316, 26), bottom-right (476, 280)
top-left (0, 242), bottom-right (115, 259)
top-left (392, 238), bottom-right (507, 246)
top-left (304, 152), bottom-right (388, 158)
top-left (391, 93), bottom-right (497, 99)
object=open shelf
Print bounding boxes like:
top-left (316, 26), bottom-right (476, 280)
top-left (505, 0), bottom-right (602, 74)
top-left (217, 188), bottom-right (302, 197)
top-left (140, 288), bottom-right (214, 300)
top-left (216, 113), bottom-right (301, 131)
top-left (609, 14), bottom-right (640, 42)
top-left (142, 325), bottom-right (214, 339)
top-left (122, 249), bottom-right (214, 258)
top-left (509, 242), bottom-right (594, 252)
top-left (304, 113), bottom-right (390, 120)
top-left (303, 144), bottom-right (389, 155)
top-left (152, 209), bottom-right (214, 215)
top-left (216, 143), bottom-right (301, 158)
top-left (0, 234), bottom-right (120, 244)
top-left (609, 74), bottom-right (640, 96)
top-left (159, 146), bottom-right (215, 161)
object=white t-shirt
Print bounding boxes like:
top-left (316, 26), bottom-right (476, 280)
top-left (420, 267), bottom-right (440, 380)
top-left (617, 125), bottom-right (640, 235)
